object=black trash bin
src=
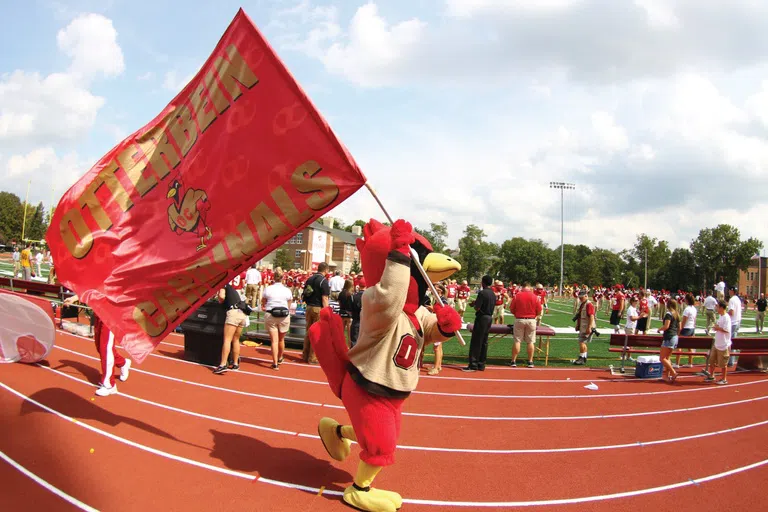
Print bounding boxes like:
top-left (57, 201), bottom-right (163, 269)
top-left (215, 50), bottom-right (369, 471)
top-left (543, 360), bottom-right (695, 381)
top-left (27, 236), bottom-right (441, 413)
top-left (181, 301), bottom-right (226, 366)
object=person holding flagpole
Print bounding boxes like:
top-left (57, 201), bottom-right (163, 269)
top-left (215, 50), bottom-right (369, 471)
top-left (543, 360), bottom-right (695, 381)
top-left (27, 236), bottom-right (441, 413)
top-left (63, 294), bottom-right (132, 396)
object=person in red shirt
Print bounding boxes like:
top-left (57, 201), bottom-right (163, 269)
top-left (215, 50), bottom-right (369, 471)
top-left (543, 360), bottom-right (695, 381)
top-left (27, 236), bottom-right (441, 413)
top-left (445, 279), bottom-right (458, 308)
top-left (636, 290), bottom-right (651, 334)
top-left (610, 285), bottom-right (625, 333)
top-left (229, 271), bottom-right (248, 315)
top-left (492, 281), bottom-right (507, 324)
top-left (509, 283), bottom-right (543, 367)
top-left (456, 280), bottom-right (471, 318)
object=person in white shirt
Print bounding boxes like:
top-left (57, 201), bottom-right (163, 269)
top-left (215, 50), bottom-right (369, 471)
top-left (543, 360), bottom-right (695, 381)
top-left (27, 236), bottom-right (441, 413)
top-left (244, 264), bottom-right (262, 309)
top-left (11, 247), bottom-right (21, 277)
top-left (261, 269), bottom-right (294, 370)
top-left (727, 288), bottom-right (742, 367)
top-left (329, 270), bottom-right (345, 301)
top-left (704, 300), bottom-right (731, 385)
top-left (715, 278), bottom-right (726, 301)
top-left (727, 288), bottom-right (742, 337)
top-left (675, 294), bottom-right (698, 368)
top-left (624, 297), bottom-right (639, 335)
top-left (35, 250), bottom-right (44, 277)
top-left (702, 292), bottom-right (718, 335)
top-left (47, 252), bottom-right (56, 284)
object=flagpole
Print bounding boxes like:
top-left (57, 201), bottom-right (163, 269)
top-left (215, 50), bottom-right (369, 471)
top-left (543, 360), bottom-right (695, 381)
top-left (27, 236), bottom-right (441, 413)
top-left (21, 180), bottom-right (31, 242)
top-left (364, 182), bottom-right (466, 346)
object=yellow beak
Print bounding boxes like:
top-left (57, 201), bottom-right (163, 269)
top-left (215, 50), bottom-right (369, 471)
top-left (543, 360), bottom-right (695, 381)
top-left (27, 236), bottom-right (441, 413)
top-left (167, 188), bottom-right (176, 199)
top-left (422, 252), bottom-right (461, 283)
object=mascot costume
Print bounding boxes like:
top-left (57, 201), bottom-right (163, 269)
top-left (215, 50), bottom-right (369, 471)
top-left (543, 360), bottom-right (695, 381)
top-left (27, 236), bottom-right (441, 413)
top-left (309, 219), bottom-right (463, 512)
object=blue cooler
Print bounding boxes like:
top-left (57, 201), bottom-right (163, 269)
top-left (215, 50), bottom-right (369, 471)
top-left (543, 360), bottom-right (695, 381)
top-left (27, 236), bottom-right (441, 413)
top-left (635, 356), bottom-right (663, 379)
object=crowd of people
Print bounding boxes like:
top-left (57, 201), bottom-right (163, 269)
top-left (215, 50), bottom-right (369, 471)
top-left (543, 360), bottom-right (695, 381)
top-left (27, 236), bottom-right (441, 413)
top-left (561, 280), bottom-right (753, 384)
top-left (57, 261), bottom-right (761, 394)
top-left (10, 244), bottom-right (56, 284)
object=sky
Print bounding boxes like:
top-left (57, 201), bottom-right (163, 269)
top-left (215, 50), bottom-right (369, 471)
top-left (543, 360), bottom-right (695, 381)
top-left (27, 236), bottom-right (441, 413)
top-left (2, 0), bottom-right (768, 252)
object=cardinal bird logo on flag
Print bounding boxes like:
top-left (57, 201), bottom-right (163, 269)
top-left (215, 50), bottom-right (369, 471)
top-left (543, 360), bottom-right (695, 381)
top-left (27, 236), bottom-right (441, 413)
top-left (166, 177), bottom-right (213, 251)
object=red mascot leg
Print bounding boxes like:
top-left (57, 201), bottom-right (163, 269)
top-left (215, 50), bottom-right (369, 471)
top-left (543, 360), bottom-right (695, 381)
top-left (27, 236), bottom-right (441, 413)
top-left (309, 307), bottom-right (350, 399)
top-left (341, 375), bottom-right (404, 467)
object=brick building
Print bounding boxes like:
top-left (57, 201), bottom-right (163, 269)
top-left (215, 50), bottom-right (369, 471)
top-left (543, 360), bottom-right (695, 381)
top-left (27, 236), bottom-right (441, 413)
top-left (738, 256), bottom-right (768, 299)
top-left (259, 217), bottom-right (361, 273)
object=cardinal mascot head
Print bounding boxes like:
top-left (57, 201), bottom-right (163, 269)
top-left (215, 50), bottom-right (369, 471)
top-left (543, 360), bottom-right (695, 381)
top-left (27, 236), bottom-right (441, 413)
top-left (355, 219), bottom-right (460, 309)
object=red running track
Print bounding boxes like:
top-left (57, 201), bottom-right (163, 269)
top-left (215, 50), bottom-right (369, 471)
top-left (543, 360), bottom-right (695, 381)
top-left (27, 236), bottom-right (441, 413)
top-left (1, 329), bottom-right (767, 511)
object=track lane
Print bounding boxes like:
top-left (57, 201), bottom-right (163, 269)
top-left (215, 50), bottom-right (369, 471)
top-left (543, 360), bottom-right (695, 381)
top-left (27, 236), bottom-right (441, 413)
top-left (39, 343), bottom-right (768, 450)
top-left (5, 354), bottom-right (768, 504)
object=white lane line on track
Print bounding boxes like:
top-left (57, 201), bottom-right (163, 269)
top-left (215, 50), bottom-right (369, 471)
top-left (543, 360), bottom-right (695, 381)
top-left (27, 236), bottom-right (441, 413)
top-left (51, 343), bottom-right (768, 421)
top-left (55, 330), bottom-right (768, 398)
top-left (37, 362), bottom-right (768, 455)
top-left (53, 345), bottom-right (337, 409)
top-left (3, 381), bottom-right (768, 508)
top-left (0, 449), bottom-right (100, 512)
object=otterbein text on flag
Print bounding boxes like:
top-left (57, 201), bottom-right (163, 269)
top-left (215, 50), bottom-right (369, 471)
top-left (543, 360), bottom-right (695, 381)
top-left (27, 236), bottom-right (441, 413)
top-left (46, 9), bottom-right (366, 363)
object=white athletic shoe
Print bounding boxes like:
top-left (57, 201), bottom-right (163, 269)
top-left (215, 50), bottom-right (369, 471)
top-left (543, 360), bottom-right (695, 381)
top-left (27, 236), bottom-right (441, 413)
top-left (95, 384), bottom-right (118, 397)
top-left (119, 359), bottom-right (132, 382)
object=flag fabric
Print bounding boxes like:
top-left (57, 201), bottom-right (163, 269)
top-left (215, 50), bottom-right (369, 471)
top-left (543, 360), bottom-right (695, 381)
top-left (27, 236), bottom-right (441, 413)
top-left (46, 9), bottom-right (366, 363)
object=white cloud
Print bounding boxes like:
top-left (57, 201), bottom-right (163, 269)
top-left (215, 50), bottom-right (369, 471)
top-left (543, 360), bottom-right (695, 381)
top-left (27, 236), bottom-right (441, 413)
top-left (0, 147), bottom-right (89, 206)
top-left (137, 71), bottom-right (154, 81)
top-left (591, 112), bottom-right (629, 153)
top-left (0, 13), bottom-right (124, 150)
top-left (56, 13), bottom-right (125, 79)
top-left (162, 70), bottom-right (196, 93)
top-left (319, 3), bottom-right (426, 87)
top-left (446, 0), bottom-right (581, 17)
top-left (633, 0), bottom-right (680, 29)
top-left (0, 70), bottom-right (105, 146)
top-left (6, 148), bottom-right (58, 178)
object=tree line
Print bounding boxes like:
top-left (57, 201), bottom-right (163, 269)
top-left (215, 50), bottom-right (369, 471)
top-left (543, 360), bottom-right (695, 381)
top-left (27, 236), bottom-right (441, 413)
top-left (330, 218), bottom-right (762, 292)
top-left (0, 191), bottom-right (50, 246)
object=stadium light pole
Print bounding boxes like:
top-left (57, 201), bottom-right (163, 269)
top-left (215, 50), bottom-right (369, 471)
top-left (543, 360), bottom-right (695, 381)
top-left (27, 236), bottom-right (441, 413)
top-left (550, 182), bottom-right (575, 297)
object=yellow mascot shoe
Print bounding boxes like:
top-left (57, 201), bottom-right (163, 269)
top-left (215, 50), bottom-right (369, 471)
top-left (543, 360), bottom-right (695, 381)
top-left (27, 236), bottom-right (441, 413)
top-left (343, 485), bottom-right (397, 512)
top-left (369, 488), bottom-right (402, 510)
top-left (318, 418), bottom-right (351, 461)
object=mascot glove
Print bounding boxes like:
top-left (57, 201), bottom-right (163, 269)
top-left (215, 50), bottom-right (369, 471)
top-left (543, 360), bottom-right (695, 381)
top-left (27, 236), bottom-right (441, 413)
top-left (390, 219), bottom-right (416, 256)
top-left (433, 301), bottom-right (463, 334)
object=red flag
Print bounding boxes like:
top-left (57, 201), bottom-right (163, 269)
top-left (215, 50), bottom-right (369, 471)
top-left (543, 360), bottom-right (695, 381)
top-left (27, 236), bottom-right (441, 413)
top-left (46, 9), bottom-right (366, 363)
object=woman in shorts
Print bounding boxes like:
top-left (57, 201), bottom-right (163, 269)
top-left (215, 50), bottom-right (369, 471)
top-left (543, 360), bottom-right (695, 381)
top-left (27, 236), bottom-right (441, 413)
top-left (213, 282), bottom-right (247, 374)
top-left (261, 269), bottom-right (293, 371)
top-left (657, 298), bottom-right (681, 382)
top-left (337, 278), bottom-right (355, 346)
top-left (675, 293), bottom-right (698, 368)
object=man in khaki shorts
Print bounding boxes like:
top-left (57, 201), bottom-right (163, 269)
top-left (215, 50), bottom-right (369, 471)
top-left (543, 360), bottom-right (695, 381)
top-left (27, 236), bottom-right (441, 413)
top-left (509, 283), bottom-right (542, 368)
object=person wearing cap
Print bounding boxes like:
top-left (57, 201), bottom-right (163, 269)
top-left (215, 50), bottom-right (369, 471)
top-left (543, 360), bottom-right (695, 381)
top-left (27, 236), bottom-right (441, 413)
top-left (609, 284), bottom-right (625, 334)
top-left (573, 290), bottom-right (595, 365)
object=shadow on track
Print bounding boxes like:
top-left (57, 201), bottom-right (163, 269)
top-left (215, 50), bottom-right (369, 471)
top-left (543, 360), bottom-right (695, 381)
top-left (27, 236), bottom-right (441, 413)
top-left (209, 429), bottom-right (352, 491)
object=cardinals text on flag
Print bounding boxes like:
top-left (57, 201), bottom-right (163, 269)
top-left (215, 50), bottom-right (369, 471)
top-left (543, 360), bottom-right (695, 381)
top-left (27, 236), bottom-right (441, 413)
top-left (46, 9), bottom-right (367, 363)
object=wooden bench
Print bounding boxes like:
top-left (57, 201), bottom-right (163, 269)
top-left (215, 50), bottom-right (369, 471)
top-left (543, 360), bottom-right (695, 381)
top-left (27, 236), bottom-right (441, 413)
top-left (609, 333), bottom-right (768, 372)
